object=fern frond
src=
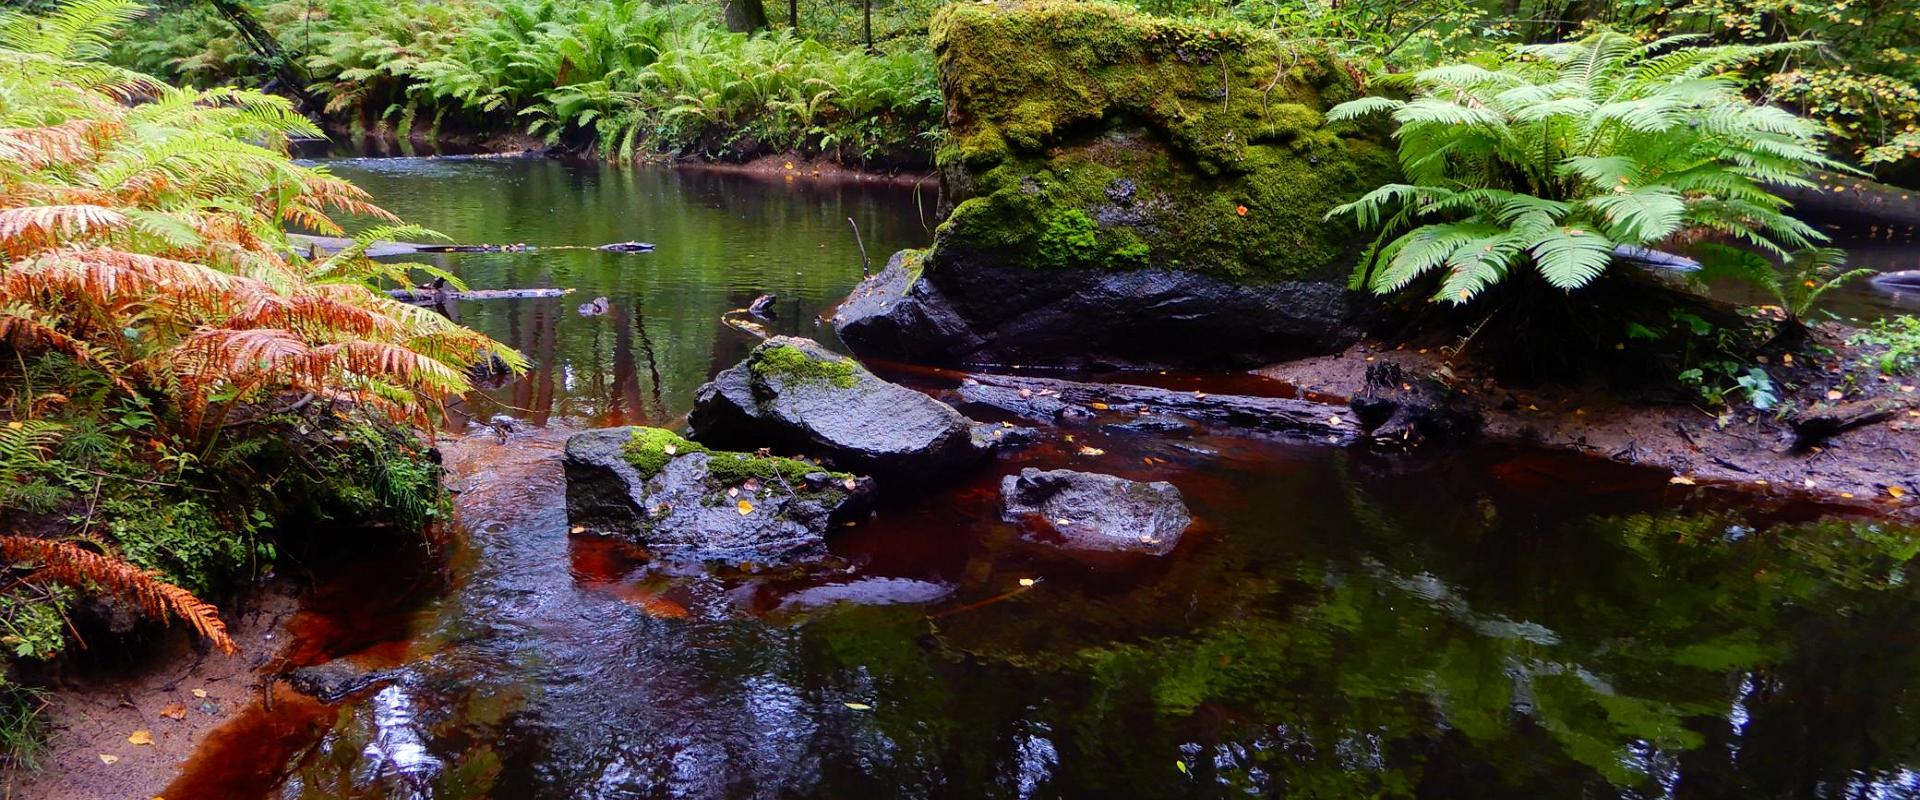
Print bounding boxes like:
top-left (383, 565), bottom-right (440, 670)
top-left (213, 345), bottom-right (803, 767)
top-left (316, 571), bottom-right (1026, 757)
top-left (0, 536), bottom-right (236, 654)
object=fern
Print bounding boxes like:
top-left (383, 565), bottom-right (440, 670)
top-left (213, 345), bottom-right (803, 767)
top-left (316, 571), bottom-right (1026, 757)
top-left (0, 536), bottom-right (236, 654)
top-left (1329, 30), bottom-right (1849, 304)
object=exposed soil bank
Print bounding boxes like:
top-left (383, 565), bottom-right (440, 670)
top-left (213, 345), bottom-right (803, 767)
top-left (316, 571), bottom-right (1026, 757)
top-left (1258, 329), bottom-right (1920, 521)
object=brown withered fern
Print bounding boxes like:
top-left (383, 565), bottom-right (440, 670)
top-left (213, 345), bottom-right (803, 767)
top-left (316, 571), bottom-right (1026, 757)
top-left (0, 536), bottom-right (237, 654)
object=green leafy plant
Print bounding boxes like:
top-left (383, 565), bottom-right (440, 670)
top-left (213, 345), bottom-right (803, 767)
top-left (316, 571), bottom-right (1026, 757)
top-left (1850, 315), bottom-right (1920, 376)
top-left (1692, 246), bottom-right (1873, 325)
top-left (1328, 31), bottom-right (1844, 304)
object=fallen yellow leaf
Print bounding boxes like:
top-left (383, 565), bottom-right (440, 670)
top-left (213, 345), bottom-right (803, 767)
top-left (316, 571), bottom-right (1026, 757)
top-left (1018, 578), bottom-right (1036, 587)
top-left (736, 500), bottom-right (754, 516)
top-left (1076, 446), bottom-right (1106, 456)
top-left (128, 730), bottom-right (153, 746)
top-left (569, 526), bottom-right (586, 534)
top-left (1827, 389), bottom-right (1844, 400)
top-left (1669, 476), bottom-right (1696, 485)
top-left (1090, 402), bottom-right (1110, 411)
top-left (843, 702), bottom-right (873, 711)
top-left (1892, 486), bottom-right (1909, 499)
top-left (159, 702), bottom-right (187, 721)
top-left (663, 443), bottom-right (677, 456)
top-left (191, 689), bottom-right (207, 699)
top-left (98, 754), bottom-right (118, 765)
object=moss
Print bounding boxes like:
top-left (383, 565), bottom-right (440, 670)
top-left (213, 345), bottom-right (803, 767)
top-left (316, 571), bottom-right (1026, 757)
top-left (923, 1), bottom-right (1396, 284)
top-left (749, 344), bottom-right (860, 389)
top-left (622, 427), bottom-right (852, 488)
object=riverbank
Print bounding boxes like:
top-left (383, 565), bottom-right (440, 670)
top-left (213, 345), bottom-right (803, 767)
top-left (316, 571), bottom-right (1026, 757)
top-left (1258, 325), bottom-right (1919, 519)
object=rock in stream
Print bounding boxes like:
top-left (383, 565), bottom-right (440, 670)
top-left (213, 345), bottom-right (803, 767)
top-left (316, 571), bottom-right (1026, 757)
top-left (689, 336), bottom-right (1020, 484)
top-left (563, 427), bottom-right (875, 564)
top-left (1000, 468), bottom-right (1192, 556)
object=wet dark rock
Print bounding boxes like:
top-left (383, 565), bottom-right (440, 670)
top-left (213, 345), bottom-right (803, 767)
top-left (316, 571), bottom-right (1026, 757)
top-left (1349, 361), bottom-right (1482, 446)
top-left (1000, 468), bottom-right (1191, 556)
top-left (688, 337), bottom-right (1009, 483)
top-left (1873, 270), bottom-right (1920, 292)
top-left (284, 660), bottom-right (398, 703)
top-left (564, 427), bottom-right (875, 564)
top-left (837, 256), bottom-right (1362, 369)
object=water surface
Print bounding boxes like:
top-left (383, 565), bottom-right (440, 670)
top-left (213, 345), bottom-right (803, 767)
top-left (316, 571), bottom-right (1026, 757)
top-left (176, 157), bottom-right (1920, 799)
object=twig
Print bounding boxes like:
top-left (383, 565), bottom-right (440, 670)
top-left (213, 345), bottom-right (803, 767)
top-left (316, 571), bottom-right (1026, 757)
top-left (848, 216), bottom-right (872, 278)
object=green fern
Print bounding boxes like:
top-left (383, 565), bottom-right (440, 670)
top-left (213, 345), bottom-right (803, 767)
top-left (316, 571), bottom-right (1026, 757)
top-left (1329, 30), bottom-right (1849, 305)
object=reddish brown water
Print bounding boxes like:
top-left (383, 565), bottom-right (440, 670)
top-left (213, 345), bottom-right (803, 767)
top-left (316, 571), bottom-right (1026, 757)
top-left (169, 158), bottom-right (1920, 799)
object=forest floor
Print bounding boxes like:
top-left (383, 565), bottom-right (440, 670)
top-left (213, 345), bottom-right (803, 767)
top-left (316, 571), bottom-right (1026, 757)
top-left (1259, 324), bottom-right (1920, 520)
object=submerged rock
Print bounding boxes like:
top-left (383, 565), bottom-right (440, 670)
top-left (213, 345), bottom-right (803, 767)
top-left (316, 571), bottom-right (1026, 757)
top-left (563, 427), bottom-right (875, 564)
top-left (1000, 468), bottom-right (1191, 556)
top-left (283, 661), bottom-right (399, 703)
top-left (835, 2), bottom-right (1394, 368)
top-left (689, 337), bottom-right (1012, 483)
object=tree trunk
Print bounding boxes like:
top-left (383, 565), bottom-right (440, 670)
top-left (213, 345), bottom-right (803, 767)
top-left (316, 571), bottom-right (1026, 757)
top-left (204, 0), bottom-right (321, 113)
top-left (862, 0), bottom-right (873, 51)
top-left (725, 0), bottom-right (770, 33)
top-left (789, 0), bottom-right (798, 34)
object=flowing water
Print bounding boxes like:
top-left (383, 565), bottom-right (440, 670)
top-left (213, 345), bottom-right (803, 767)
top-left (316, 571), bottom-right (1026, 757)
top-left (171, 157), bottom-right (1920, 799)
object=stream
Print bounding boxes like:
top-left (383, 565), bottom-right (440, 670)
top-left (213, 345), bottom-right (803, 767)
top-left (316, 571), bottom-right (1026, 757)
top-left (170, 157), bottom-right (1920, 799)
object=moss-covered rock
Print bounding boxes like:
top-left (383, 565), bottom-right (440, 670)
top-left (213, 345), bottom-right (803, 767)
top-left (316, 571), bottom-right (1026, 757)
top-left (930, 0), bottom-right (1392, 282)
top-left (689, 337), bottom-right (1021, 483)
top-left (563, 427), bottom-right (875, 565)
top-left (838, 2), bottom-right (1396, 367)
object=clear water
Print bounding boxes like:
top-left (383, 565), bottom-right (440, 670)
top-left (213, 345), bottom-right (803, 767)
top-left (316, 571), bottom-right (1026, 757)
top-left (170, 157), bottom-right (1920, 799)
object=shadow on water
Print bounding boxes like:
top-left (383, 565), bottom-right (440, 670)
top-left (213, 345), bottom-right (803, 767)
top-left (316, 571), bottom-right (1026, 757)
top-left (170, 158), bottom-right (1920, 799)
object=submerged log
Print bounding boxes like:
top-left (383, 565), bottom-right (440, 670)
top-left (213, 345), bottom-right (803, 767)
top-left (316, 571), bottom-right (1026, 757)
top-left (951, 373), bottom-right (1358, 444)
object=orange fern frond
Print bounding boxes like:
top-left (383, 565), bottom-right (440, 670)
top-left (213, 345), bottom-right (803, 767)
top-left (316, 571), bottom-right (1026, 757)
top-left (0, 302), bottom-right (131, 390)
top-left (0, 120), bottom-right (99, 168)
top-left (0, 204), bottom-right (128, 255)
top-left (0, 536), bottom-right (237, 654)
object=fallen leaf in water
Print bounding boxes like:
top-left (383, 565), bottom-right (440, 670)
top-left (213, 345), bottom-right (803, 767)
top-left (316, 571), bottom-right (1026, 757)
top-left (1892, 486), bottom-right (1909, 499)
top-left (1669, 476), bottom-right (1696, 485)
top-left (1064, 435), bottom-right (1075, 442)
top-left (98, 754), bottom-right (118, 765)
top-left (1177, 759), bottom-right (1189, 775)
top-left (736, 500), bottom-right (754, 515)
top-left (159, 703), bottom-right (187, 721)
top-left (1018, 578), bottom-right (1036, 587)
top-left (662, 444), bottom-right (677, 455)
top-left (191, 689), bottom-right (207, 699)
top-left (127, 730), bottom-right (152, 746)
top-left (1076, 446), bottom-right (1106, 456)
top-left (841, 702), bottom-right (875, 712)
top-left (570, 526), bottom-right (586, 534)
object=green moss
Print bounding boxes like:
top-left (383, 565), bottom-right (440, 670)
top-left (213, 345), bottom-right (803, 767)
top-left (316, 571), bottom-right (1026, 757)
top-left (749, 344), bottom-right (860, 389)
top-left (622, 427), bottom-right (852, 488)
top-left (923, 1), bottom-right (1396, 284)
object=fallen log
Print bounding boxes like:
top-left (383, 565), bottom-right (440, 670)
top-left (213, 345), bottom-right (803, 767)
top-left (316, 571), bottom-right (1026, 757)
top-left (387, 287), bottom-right (570, 303)
top-left (1791, 396), bottom-right (1916, 448)
top-left (950, 373), bottom-right (1358, 444)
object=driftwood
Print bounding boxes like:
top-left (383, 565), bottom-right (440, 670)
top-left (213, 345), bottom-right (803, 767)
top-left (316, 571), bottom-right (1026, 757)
top-left (388, 287), bottom-right (569, 304)
top-left (1791, 396), bottom-right (1916, 448)
top-left (951, 373), bottom-right (1358, 444)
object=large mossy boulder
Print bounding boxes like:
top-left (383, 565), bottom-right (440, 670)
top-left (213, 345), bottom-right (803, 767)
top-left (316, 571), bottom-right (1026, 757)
top-left (836, 1), bottom-right (1395, 367)
top-left (564, 427), bottom-right (875, 564)
top-left (689, 337), bottom-right (1014, 483)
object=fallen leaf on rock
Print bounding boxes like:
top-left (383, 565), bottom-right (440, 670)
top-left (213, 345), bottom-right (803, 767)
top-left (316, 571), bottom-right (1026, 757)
top-left (842, 477), bottom-right (857, 491)
top-left (191, 689), bottom-right (207, 699)
top-left (843, 702), bottom-right (872, 711)
top-left (569, 526), bottom-right (586, 534)
top-left (727, 487), bottom-right (739, 498)
top-left (662, 444), bottom-right (677, 455)
top-left (1090, 402), bottom-right (1110, 411)
top-left (98, 754), bottom-right (118, 765)
top-left (128, 730), bottom-right (152, 746)
top-left (1669, 476), bottom-right (1696, 485)
top-left (1018, 388), bottom-right (1032, 398)
top-left (159, 702), bottom-right (187, 721)
top-left (736, 500), bottom-right (754, 516)
top-left (1827, 390), bottom-right (1844, 400)
top-left (1892, 486), bottom-right (1909, 499)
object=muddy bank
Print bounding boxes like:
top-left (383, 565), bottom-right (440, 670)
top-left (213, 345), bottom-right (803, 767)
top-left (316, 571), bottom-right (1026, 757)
top-left (1257, 332), bottom-right (1919, 520)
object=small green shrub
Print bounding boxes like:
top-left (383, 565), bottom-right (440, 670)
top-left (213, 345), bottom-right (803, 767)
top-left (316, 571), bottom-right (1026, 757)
top-left (1851, 316), bottom-right (1920, 376)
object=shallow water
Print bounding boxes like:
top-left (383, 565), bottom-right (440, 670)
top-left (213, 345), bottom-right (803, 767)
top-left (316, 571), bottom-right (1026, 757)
top-left (176, 157), bottom-right (1920, 799)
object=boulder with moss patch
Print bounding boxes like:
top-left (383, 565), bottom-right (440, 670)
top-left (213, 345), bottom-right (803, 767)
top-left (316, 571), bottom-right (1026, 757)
top-left (835, 1), bottom-right (1395, 367)
top-left (689, 337), bottom-right (1017, 483)
top-left (563, 427), bottom-right (875, 564)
